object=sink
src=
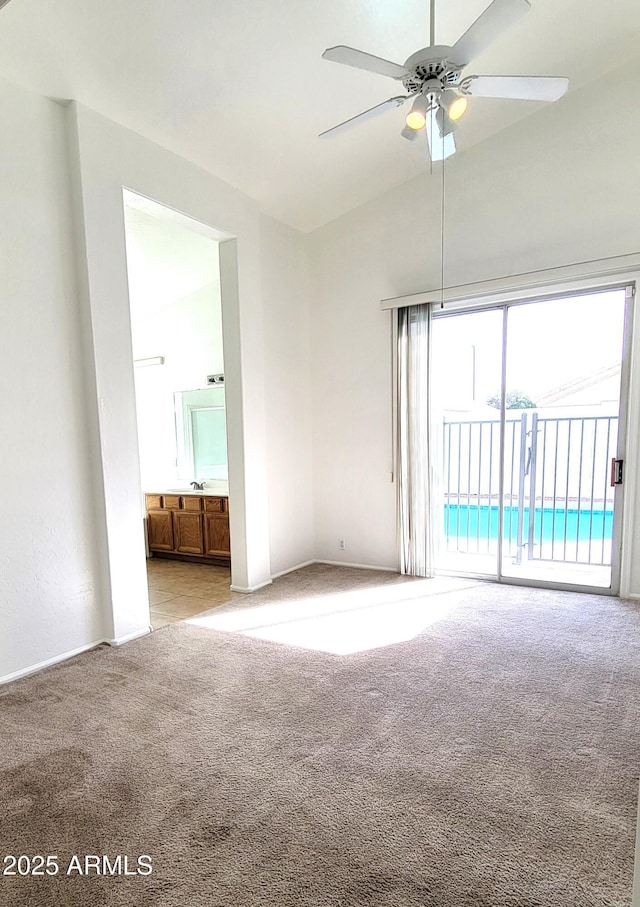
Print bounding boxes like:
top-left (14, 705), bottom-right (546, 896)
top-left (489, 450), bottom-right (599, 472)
top-left (159, 485), bottom-right (229, 496)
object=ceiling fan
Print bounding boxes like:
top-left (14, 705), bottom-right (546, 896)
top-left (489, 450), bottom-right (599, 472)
top-left (320, 0), bottom-right (569, 161)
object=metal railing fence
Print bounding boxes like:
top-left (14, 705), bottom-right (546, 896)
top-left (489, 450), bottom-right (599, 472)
top-left (442, 413), bottom-right (617, 566)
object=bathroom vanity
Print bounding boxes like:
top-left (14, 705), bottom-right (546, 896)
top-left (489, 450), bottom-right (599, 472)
top-left (145, 492), bottom-right (230, 564)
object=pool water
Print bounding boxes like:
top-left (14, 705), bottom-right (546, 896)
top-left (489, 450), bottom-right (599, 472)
top-left (444, 504), bottom-right (613, 543)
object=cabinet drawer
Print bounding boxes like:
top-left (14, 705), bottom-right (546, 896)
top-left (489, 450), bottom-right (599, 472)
top-left (181, 495), bottom-right (203, 512)
top-left (145, 494), bottom-right (163, 511)
top-left (204, 496), bottom-right (226, 513)
top-left (163, 495), bottom-right (182, 510)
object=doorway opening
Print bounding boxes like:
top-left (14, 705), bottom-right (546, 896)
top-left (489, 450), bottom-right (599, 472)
top-left (123, 191), bottom-right (239, 629)
top-left (431, 287), bottom-right (632, 591)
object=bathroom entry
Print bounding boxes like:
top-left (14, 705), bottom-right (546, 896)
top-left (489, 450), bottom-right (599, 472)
top-left (122, 190), bottom-right (234, 630)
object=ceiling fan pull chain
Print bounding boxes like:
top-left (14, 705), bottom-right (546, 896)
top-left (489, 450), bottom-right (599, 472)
top-left (440, 130), bottom-right (446, 308)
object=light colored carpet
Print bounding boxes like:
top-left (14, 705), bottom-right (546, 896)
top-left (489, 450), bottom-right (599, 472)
top-left (1, 563), bottom-right (639, 906)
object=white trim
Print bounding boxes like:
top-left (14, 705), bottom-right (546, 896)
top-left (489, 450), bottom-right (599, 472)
top-left (606, 293), bottom-right (635, 596)
top-left (627, 593), bottom-right (640, 601)
top-left (106, 626), bottom-right (151, 647)
top-left (0, 640), bottom-right (103, 686)
top-left (380, 251), bottom-right (640, 311)
top-left (619, 297), bottom-right (640, 599)
top-left (230, 578), bottom-right (273, 593)
top-left (1, 626), bottom-right (155, 685)
top-left (271, 560), bottom-right (316, 579)
top-left (242, 560), bottom-right (400, 586)
top-left (315, 559), bottom-right (398, 572)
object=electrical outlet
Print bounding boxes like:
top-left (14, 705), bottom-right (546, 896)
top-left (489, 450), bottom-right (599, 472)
top-left (338, 539), bottom-right (346, 550)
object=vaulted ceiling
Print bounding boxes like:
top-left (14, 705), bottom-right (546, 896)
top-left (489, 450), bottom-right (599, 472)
top-left (0, 0), bottom-right (638, 231)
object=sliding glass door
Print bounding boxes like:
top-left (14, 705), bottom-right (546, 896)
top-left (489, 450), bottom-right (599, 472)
top-left (431, 308), bottom-right (504, 580)
top-left (431, 287), bottom-right (630, 591)
top-left (499, 291), bottom-right (626, 588)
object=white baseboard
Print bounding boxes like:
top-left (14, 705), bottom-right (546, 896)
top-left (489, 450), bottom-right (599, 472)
top-left (271, 559), bottom-right (316, 579)
top-left (230, 578), bottom-right (273, 594)
top-left (106, 626), bottom-right (151, 647)
top-left (1, 626), bottom-right (152, 685)
top-left (270, 559), bottom-right (397, 584)
top-left (315, 559), bottom-right (398, 573)
top-left (1, 560), bottom-right (399, 684)
top-left (0, 639), bottom-right (104, 686)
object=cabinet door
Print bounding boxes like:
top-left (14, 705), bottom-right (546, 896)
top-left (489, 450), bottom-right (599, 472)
top-left (147, 509), bottom-right (174, 551)
top-left (174, 511), bottom-right (205, 555)
top-left (204, 512), bottom-right (230, 558)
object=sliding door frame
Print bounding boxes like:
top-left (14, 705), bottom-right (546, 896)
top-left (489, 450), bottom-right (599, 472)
top-left (430, 285), bottom-right (634, 595)
top-left (433, 280), bottom-right (635, 595)
top-left (380, 253), bottom-right (640, 597)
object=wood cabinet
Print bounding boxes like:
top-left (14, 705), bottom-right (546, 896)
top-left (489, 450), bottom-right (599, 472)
top-left (204, 512), bottom-right (231, 557)
top-left (147, 509), bottom-right (174, 551)
top-left (145, 493), bottom-right (230, 564)
top-left (174, 511), bottom-right (205, 555)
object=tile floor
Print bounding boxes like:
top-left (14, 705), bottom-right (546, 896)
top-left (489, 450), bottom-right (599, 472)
top-left (147, 557), bottom-right (241, 630)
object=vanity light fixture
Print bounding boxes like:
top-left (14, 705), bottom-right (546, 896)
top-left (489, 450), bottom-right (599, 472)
top-left (133, 356), bottom-right (165, 368)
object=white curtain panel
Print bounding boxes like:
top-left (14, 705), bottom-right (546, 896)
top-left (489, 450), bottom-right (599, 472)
top-left (397, 304), bottom-right (435, 577)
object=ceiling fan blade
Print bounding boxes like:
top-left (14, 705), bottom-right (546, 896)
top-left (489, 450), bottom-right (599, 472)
top-left (450, 0), bottom-right (531, 67)
top-left (426, 108), bottom-right (456, 162)
top-left (319, 96), bottom-right (407, 138)
top-left (322, 46), bottom-right (408, 80)
top-left (463, 75), bottom-right (569, 101)
top-left (0, 0), bottom-right (14, 7)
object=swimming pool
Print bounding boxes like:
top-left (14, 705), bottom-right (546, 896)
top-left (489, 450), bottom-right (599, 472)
top-left (444, 504), bottom-right (613, 543)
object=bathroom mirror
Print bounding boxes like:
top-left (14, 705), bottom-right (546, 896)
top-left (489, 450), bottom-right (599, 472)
top-left (174, 387), bottom-right (228, 481)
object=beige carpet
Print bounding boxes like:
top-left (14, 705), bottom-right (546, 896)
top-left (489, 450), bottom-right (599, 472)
top-left (1, 564), bottom-right (639, 906)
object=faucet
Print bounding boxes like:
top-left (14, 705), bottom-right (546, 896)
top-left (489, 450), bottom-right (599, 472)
top-left (190, 480), bottom-right (205, 491)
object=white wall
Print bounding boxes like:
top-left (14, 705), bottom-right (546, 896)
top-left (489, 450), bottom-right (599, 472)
top-left (132, 281), bottom-right (223, 490)
top-left (0, 85), bottom-right (315, 679)
top-left (260, 215), bottom-right (314, 575)
top-left (0, 80), bottom-right (105, 681)
top-left (308, 56), bottom-right (640, 588)
top-left (6, 49), bottom-right (640, 680)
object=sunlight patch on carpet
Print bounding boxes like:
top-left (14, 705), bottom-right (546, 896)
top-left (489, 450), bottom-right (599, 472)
top-left (186, 580), bottom-right (463, 653)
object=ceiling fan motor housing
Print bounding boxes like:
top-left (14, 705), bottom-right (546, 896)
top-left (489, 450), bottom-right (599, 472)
top-left (320, 0), bottom-right (569, 155)
top-left (402, 46), bottom-right (464, 98)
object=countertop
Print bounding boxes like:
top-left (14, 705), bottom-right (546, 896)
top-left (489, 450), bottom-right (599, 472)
top-left (146, 485), bottom-right (229, 498)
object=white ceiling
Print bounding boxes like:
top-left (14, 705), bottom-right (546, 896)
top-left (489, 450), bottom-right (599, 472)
top-left (0, 0), bottom-right (638, 231)
top-left (124, 195), bottom-right (219, 323)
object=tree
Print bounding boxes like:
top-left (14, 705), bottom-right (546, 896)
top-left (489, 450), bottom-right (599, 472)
top-left (487, 390), bottom-right (536, 410)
